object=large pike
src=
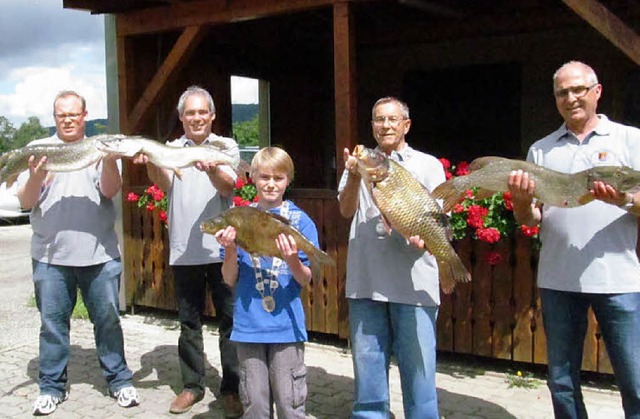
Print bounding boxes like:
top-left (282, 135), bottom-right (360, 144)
top-left (0, 134), bottom-right (112, 188)
top-left (200, 206), bottom-right (335, 283)
top-left (351, 145), bottom-right (470, 293)
top-left (432, 156), bottom-right (640, 212)
top-left (94, 136), bottom-right (242, 178)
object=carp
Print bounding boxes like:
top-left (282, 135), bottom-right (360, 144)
top-left (432, 156), bottom-right (640, 212)
top-left (94, 136), bottom-right (242, 179)
top-left (351, 145), bottom-right (471, 293)
top-left (200, 206), bottom-right (335, 283)
top-left (0, 134), bottom-right (111, 188)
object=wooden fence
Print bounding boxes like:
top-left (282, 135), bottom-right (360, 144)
top-left (123, 188), bottom-right (615, 374)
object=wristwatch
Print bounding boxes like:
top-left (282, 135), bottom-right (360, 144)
top-left (619, 193), bottom-right (635, 211)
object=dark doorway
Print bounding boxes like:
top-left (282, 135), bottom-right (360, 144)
top-left (402, 63), bottom-right (522, 165)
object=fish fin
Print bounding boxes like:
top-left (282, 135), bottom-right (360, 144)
top-left (577, 194), bottom-right (595, 205)
top-left (5, 174), bottom-right (19, 189)
top-left (474, 188), bottom-right (495, 200)
top-left (174, 168), bottom-right (183, 180)
top-left (432, 180), bottom-right (464, 213)
top-left (235, 159), bottom-right (252, 181)
top-left (270, 212), bottom-right (291, 225)
top-left (469, 156), bottom-right (503, 171)
top-left (438, 255), bottom-right (471, 294)
top-left (308, 247), bottom-right (336, 285)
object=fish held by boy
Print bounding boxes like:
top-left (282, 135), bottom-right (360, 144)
top-left (200, 206), bottom-right (335, 283)
top-left (431, 156), bottom-right (640, 212)
top-left (351, 145), bottom-right (470, 293)
top-left (94, 135), bottom-right (245, 179)
top-left (0, 134), bottom-right (111, 188)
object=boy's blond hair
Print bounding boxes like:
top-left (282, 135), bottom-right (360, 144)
top-left (250, 147), bottom-right (295, 182)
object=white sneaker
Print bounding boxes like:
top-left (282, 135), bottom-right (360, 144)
top-left (32, 393), bottom-right (68, 416)
top-left (110, 386), bottom-right (140, 408)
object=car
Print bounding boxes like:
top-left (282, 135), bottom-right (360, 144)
top-left (0, 183), bottom-right (29, 221)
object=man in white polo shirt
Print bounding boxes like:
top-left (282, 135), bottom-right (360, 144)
top-left (509, 61), bottom-right (640, 418)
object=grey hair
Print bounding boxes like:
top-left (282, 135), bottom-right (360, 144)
top-left (552, 61), bottom-right (599, 85)
top-left (53, 90), bottom-right (86, 114)
top-left (176, 85), bottom-right (215, 115)
top-left (371, 97), bottom-right (410, 119)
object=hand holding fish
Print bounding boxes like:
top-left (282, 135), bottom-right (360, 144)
top-left (408, 235), bottom-right (426, 250)
top-left (343, 148), bottom-right (360, 177)
top-left (27, 155), bottom-right (49, 184)
top-left (275, 233), bottom-right (312, 285)
top-left (590, 181), bottom-right (628, 206)
top-left (214, 225), bottom-right (237, 248)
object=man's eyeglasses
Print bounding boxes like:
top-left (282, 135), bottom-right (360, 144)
top-left (372, 116), bottom-right (406, 126)
top-left (54, 113), bottom-right (84, 121)
top-left (554, 83), bottom-right (598, 99)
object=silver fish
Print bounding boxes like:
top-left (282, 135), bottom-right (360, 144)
top-left (0, 135), bottom-right (112, 188)
top-left (432, 156), bottom-right (640, 212)
top-left (94, 136), bottom-right (241, 178)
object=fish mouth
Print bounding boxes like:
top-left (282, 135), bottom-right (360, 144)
top-left (352, 145), bottom-right (388, 182)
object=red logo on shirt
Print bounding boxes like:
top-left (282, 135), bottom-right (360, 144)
top-left (598, 152), bottom-right (608, 161)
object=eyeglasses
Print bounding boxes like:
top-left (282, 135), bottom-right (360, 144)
top-left (54, 113), bottom-right (84, 121)
top-left (372, 116), bottom-right (406, 126)
top-left (554, 83), bottom-right (598, 99)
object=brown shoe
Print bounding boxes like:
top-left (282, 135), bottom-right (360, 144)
top-left (169, 390), bottom-right (203, 414)
top-left (221, 393), bottom-right (243, 418)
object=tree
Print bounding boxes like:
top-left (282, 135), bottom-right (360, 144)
top-left (232, 114), bottom-right (259, 147)
top-left (0, 116), bottom-right (16, 152)
top-left (13, 117), bottom-right (48, 149)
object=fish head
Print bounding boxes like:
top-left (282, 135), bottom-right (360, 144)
top-left (352, 145), bottom-right (390, 183)
top-left (588, 166), bottom-right (640, 193)
top-left (200, 214), bottom-right (230, 235)
top-left (93, 135), bottom-right (143, 157)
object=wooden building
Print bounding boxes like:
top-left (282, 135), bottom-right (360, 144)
top-left (64, 0), bottom-right (640, 374)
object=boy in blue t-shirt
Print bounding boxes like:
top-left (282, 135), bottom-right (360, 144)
top-left (214, 146), bottom-right (319, 418)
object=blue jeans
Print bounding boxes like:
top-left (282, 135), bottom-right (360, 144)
top-left (173, 264), bottom-right (239, 397)
top-left (349, 298), bottom-right (439, 419)
top-left (540, 288), bottom-right (640, 419)
top-left (33, 259), bottom-right (133, 397)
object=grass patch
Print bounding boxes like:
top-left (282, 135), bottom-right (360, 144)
top-left (505, 370), bottom-right (540, 389)
top-left (27, 290), bottom-right (90, 320)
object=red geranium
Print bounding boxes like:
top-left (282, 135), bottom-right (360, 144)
top-left (127, 184), bottom-right (168, 225)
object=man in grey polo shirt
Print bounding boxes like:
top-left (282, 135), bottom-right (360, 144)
top-left (338, 97), bottom-right (445, 418)
top-left (509, 61), bottom-right (640, 418)
top-left (18, 90), bottom-right (139, 416)
top-left (135, 85), bottom-right (242, 417)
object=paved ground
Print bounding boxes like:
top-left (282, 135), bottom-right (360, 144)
top-left (0, 224), bottom-right (626, 418)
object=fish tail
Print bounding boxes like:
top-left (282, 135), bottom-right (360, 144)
top-left (437, 255), bottom-right (471, 294)
top-left (308, 248), bottom-right (335, 282)
top-left (432, 178), bottom-right (466, 212)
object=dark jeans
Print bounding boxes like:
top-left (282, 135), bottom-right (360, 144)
top-left (540, 288), bottom-right (640, 419)
top-left (173, 263), bottom-right (239, 397)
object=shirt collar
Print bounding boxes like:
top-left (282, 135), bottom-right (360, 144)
top-left (556, 114), bottom-right (610, 142)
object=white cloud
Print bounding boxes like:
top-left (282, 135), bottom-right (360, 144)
top-left (0, 64), bottom-right (106, 128)
top-left (231, 76), bottom-right (259, 104)
top-left (0, 2), bottom-right (258, 130)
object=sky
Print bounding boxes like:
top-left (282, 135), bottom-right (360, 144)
top-left (0, 0), bottom-right (258, 128)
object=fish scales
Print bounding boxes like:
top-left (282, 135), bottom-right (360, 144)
top-left (0, 135), bottom-right (107, 188)
top-left (352, 146), bottom-right (470, 292)
top-left (201, 206), bottom-right (335, 283)
top-left (432, 156), bottom-right (640, 212)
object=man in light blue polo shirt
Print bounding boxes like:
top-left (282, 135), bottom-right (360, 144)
top-left (509, 61), bottom-right (640, 418)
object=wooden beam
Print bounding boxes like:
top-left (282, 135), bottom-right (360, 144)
top-left (127, 25), bottom-right (208, 133)
top-left (117, 0), bottom-right (341, 36)
top-left (334, 1), bottom-right (358, 162)
top-left (562, 0), bottom-right (640, 67)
